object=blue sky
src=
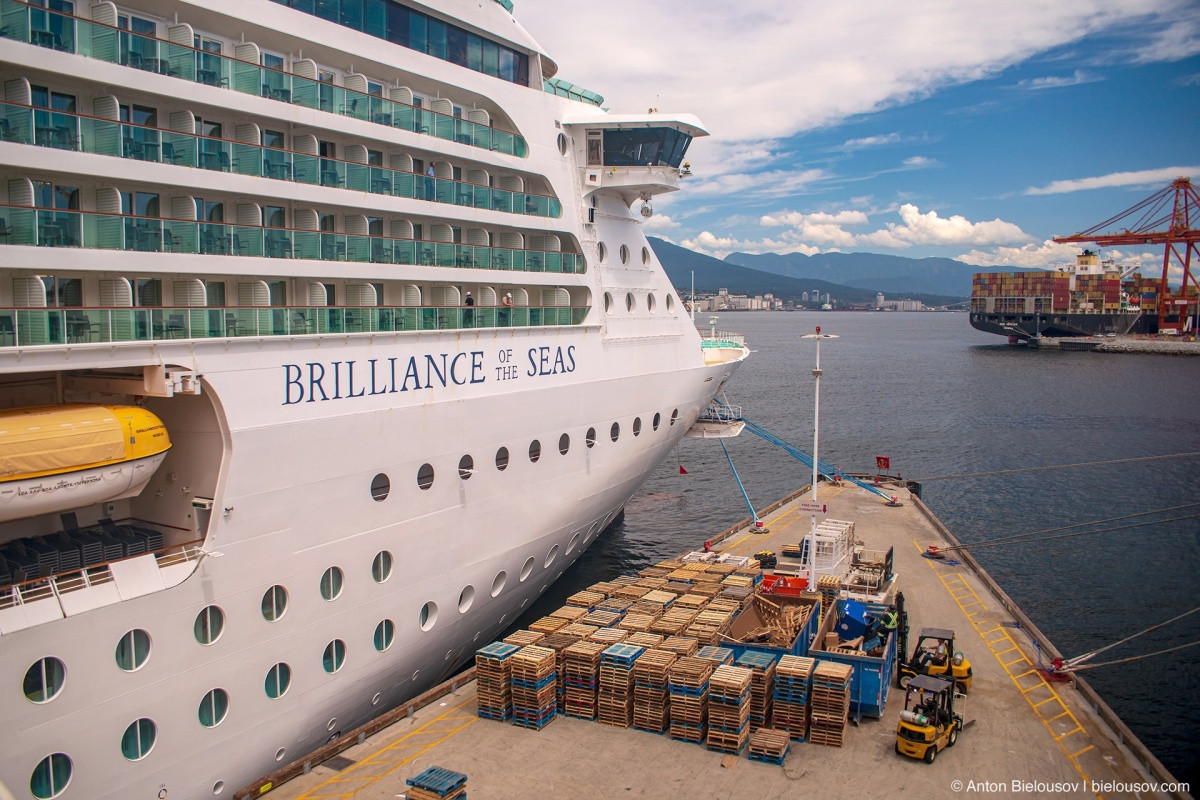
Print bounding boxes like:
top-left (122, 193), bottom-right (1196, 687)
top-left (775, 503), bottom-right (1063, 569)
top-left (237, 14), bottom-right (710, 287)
top-left (517, 0), bottom-right (1200, 274)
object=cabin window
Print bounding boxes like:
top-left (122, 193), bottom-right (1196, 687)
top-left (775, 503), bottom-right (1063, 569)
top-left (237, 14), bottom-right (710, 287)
top-left (261, 585), bottom-right (288, 621)
top-left (458, 454), bottom-right (474, 479)
top-left (374, 619), bottom-right (395, 651)
top-left (419, 602), bottom-right (438, 631)
top-left (320, 567), bottom-right (344, 600)
top-left (653, 413), bottom-right (661, 431)
top-left (558, 433), bottom-right (570, 455)
top-left (528, 439), bottom-right (541, 462)
top-left (264, 663), bottom-right (291, 698)
top-left (491, 571), bottom-right (507, 597)
top-left (370, 473), bottom-right (390, 501)
top-left (198, 688), bottom-right (229, 727)
top-left (29, 753), bottom-right (72, 799)
top-left (322, 640), bottom-right (346, 673)
top-left (495, 446), bottom-right (509, 471)
top-left (610, 422), bottom-right (620, 442)
top-left (585, 427), bottom-right (596, 448)
top-left (458, 585), bottom-right (475, 612)
top-left (372, 551), bottom-right (392, 583)
top-left (417, 463), bottom-right (434, 490)
top-left (671, 409), bottom-right (679, 426)
top-left (633, 417), bottom-right (642, 437)
top-left (23, 657), bottom-right (66, 703)
top-left (120, 718), bottom-right (156, 760)
top-left (115, 629), bottom-right (151, 671)
top-left (193, 606), bottom-right (225, 645)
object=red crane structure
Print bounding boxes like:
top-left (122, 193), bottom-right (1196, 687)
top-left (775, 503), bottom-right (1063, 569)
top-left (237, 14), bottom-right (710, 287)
top-left (1053, 177), bottom-right (1200, 334)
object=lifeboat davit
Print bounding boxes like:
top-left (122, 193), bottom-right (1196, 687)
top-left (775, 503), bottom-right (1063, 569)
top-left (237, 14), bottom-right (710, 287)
top-left (0, 405), bottom-right (171, 523)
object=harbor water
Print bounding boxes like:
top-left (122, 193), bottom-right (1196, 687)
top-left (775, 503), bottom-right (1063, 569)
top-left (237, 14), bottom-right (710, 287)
top-left (515, 310), bottom-right (1200, 785)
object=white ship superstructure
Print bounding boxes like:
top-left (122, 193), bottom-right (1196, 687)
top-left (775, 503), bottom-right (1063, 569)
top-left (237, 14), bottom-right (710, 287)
top-left (0, 1), bottom-right (747, 798)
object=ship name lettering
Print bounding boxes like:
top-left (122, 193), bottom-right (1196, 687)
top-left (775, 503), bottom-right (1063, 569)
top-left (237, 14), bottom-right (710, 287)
top-left (526, 345), bottom-right (576, 377)
top-left (282, 351), bottom-right (485, 405)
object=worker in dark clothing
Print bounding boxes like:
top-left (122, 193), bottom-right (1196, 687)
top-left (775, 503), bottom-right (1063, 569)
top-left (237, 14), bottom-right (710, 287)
top-left (463, 291), bottom-right (474, 327)
top-left (879, 605), bottom-right (899, 638)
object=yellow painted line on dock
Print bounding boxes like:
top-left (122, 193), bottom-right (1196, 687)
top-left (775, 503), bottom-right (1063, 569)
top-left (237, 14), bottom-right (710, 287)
top-left (722, 483), bottom-right (849, 557)
top-left (914, 542), bottom-right (1099, 794)
top-left (295, 697), bottom-right (479, 800)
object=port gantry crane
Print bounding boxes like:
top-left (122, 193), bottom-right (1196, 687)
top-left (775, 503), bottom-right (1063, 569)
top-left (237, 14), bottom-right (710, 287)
top-left (1053, 177), bottom-right (1200, 335)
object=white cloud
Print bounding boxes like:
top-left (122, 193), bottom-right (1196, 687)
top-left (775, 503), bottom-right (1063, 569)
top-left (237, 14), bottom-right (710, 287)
top-left (517, 0), bottom-right (1191, 144)
top-left (901, 156), bottom-right (936, 169)
top-left (640, 213), bottom-right (681, 232)
top-left (958, 241), bottom-right (1169, 269)
top-left (680, 231), bottom-right (820, 260)
top-left (1026, 166), bottom-right (1200, 194)
top-left (688, 167), bottom-right (832, 199)
top-left (1015, 69), bottom-right (1103, 89)
top-left (858, 204), bottom-right (1032, 248)
top-left (842, 133), bottom-right (903, 150)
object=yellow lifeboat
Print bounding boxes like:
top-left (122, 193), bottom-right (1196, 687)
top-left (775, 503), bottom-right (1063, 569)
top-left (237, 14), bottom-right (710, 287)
top-left (0, 405), bottom-right (171, 523)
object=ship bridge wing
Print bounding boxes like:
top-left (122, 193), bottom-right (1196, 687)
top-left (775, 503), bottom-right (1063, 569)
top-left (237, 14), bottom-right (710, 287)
top-left (561, 113), bottom-right (708, 202)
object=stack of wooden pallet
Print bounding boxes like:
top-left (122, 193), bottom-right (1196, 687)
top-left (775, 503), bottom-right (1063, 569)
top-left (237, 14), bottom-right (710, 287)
top-left (817, 574), bottom-right (841, 621)
top-left (625, 632), bottom-right (665, 650)
top-left (668, 656), bottom-right (713, 743)
top-left (474, 641), bottom-right (519, 721)
top-left (617, 612), bottom-right (655, 633)
top-left (771, 655), bottom-right (814, 741)
top-left (659, 636), bottom-right (700, 657)
top-left (580, 609), bottom-right (622, 628)
top-left (510, 645), bottom-right (558, 730)
top-left (588, 627), bottom-right (629, 647)
top-left (734, 650), bottom-right (777, 731)
top-left (565, 590), bottom-right (605, 609)
top-left (632, 648), bottom-right (677, 733)
top-left (598, 643), bottom-right (644, 727)
top-left (550, 605), bottom-right (588, 624)
top-left (561, 639), bottom-right (605, 720)
top-left (502, 629), bottom-right (544, 647)
top-left (809, 661), bottom-right (852, 747)
top-left (404, 766), bottom-right (468, 800)
top-left (747, 728), bottom-right (791, 766)
top-left (650, 606), bottom-right (698, 636)
top-left (540, 631), bottom-right (583, 712)
top-left (694, 645), bottom-right (735, 667)
top-left (528, 615), bottom-right (568, 635)
top-left (707, 665), bottom-right (752, 754)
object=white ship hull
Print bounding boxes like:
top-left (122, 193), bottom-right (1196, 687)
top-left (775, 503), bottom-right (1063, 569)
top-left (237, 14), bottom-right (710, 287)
top-left (0, 1), bottom-right (746, 797)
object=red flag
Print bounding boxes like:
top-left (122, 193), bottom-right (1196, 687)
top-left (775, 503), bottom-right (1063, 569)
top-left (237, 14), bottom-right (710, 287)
top-left (876, 455), bottom-right (890, 470)
top-left (679, 465), bottom-right (689, 475)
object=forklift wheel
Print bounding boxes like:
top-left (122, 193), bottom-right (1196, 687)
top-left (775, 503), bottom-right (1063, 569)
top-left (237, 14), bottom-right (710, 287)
top-left (924, 745), bottom-right (937, 764)
top-left (899, 673), bottom-right (912, 689)
top-left (948, 728), bottom-right (958, 748)
top-left (895, 743), bottom-right (902, 756)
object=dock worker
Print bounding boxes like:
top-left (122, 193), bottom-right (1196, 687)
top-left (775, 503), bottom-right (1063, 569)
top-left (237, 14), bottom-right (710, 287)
top-left (878, 605), bottom-right (898, 638)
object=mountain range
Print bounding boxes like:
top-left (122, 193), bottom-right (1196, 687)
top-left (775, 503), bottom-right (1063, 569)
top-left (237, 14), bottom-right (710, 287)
top-left (648, 237), bottom-right (1018, 304)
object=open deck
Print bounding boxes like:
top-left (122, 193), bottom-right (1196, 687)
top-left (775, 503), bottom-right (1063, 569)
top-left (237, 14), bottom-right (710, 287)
top-left (239, 481), bottom-right (1189, 800)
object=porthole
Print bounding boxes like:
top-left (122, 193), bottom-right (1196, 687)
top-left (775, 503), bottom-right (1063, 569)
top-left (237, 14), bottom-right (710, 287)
top-left (213, 782), bottom-right (224, 796)
top-left (322, 640), bottom-right (346, 673)
top-left (275, 748), bottom-right (287, 762)
top-left (115, 629), bottom-right (151, 672)
top-left (558, 433), bottom-right (570, 455)
top-left (194, 606), bottom-right (225, 645)
top-left (642, 246), bottom-right (651, 265)
top-left (419, 602), bottom-right (438, 631)
top-left (647, 293), bottom-right (656, 313)
top-left (520, 557), bottom-right (535, 581)
top-left (370, 473), bottom-right (390, 502)
top-left (633, 417), bottom-right (642, 436)
top-left (557, 132), bottom-right (568, 156)
top-left (610, 422), bottom-right (620, 442)
top-left (372, 551), bottom-right (393, 583)
top-left (666, 294), bottom-right (675, 312)
top-left (459, 585), bottom-right (475, 613)
top-left (528, 439), bottom-right (541, 462)
top-left (198, 688), bottom-right (229, 727)
top-left (598, 242), bottom-right (607, 262)
top-left (619, 244), bottom-right (629, 264)
top-left (23, 657), bottom-right (65, 703)
top-left (604, 292), bottom-right (613, 314)
top-left (375, 619), bottom-right (395, 651)
top-left (545, 544), bottom-right (559, 568)
top-left (30, 753), bottom-right (72, 799)
top-left (261, 585), bottom-right (288, 622)
top-left (671, 408), bottom-right (679, 426)
top-left (417, 463), bottom-right (435, 490)
top-left (120, 718), bottom-right (156, 761)
top-left (491, 571), bottom-right (507, 597)
top-left (320, 566), bottom-right (344, 601)
top-left (625, 292), bottom-right (634, 313)
top-left (567, 532), bottom-right (581, 554)
top-left (372, 692), bottom-right (382, 705)
top-left (265, 663), bottom-right (291, 699)
top-left (495, 446), bottom-right (510, 471)
top-left (458, 454), bottom-right (474, 480)
top-left (653, 412), bottom-right (661, 431)
top-left (585, 427), bottom-right (596, 448)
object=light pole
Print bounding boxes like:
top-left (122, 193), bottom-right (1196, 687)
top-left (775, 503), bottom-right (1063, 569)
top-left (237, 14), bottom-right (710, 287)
top-left (800, 326), bottom-right (837, 590)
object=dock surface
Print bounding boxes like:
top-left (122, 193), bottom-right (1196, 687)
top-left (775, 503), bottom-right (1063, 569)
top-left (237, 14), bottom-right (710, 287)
top-left (249, 483), bottom-right (1186, 800)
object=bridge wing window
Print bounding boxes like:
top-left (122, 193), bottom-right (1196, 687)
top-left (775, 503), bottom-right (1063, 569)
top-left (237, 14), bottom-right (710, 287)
top-left (603, 128), bottom-right (692, 168)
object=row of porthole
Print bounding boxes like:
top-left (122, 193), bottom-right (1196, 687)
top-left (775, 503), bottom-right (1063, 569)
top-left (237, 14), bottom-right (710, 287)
top-left (21, 520), bottom-right (601, 799)
top-left (602, 290), bottom-right (676, 316)
top-left (370, 410), bottom-right (680, 497)
top-left (597, 241), bottom-right (652, 267)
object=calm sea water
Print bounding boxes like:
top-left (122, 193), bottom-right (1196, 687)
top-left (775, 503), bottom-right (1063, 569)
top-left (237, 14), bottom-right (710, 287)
top-left (515, 311), bottom-right (1200, 783)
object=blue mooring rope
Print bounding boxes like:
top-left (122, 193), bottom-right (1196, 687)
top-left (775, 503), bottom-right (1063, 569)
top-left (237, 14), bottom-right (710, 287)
top-left (719, 438), bottom-right (759, 523)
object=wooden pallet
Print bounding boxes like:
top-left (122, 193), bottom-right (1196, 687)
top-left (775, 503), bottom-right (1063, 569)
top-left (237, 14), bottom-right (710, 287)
top-left (588, 627), bottom-right (630, 646)
top-left (558, 622), bottom-right (600, 639)
top-left (625, 632), bottom-right (665, 649)
top-left (550, 605), bottom-right (588, 622)
top-left (658, 636), bottom-right (700, 657)
top-left (566, 590), bottom-right (606, 608)
top-left (502, 629), bottom-right (545, 647)
top-left (617, 612), bottom-right (655, 632)
top-left (748, 727), bottom-right (791, 764)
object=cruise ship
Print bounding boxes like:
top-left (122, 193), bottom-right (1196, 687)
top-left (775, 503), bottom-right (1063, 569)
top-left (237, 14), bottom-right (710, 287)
top-left (0, 1), bottom-right (748, 797)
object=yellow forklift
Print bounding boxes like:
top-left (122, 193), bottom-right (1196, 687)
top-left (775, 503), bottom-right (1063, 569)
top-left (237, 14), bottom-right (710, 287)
top-left (897, 626), bottom-right (973, 693)
top-left (895, 674), bottom-right (963, 763)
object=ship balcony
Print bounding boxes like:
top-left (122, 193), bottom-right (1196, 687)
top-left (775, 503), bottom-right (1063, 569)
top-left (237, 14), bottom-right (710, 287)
top-left (699, 329), bottom-right (749, 366)
top-left (0, 205), bottom-right (580, 272)
top-left (0, 304), bottom-right (590, 348)
top-left (0, 101), bottom-right (560, 219)
top-left (0, 0), bottom-right (529, 157)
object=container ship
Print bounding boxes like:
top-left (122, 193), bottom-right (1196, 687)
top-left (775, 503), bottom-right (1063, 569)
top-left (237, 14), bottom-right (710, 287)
top-left (0, 1), bottom-right (749, 798)
top-left (969, 250), bottom-right (1160, 343)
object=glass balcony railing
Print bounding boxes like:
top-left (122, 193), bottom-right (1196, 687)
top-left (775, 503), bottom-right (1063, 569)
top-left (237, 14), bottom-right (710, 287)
top-left (0, 304), bottom-right (588, 347)
top-left (0, 205), bottom-right (584, 274)
top-left (0, 101), bottom-right (560, 218)
top-left (0, 0), bottom-right (529, 157)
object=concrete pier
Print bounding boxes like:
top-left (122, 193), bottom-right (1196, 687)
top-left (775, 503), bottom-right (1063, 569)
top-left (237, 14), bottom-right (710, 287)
top-left (240, 482), bottom-right (1190, 800)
